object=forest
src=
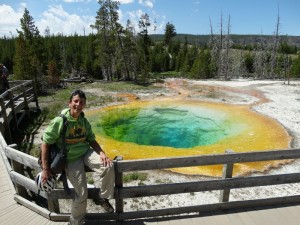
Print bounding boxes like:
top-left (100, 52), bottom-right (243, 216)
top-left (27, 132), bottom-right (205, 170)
top-left (0, 0), bottom-right (300, 92)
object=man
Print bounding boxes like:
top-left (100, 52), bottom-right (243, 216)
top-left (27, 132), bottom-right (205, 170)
top-left (41, 90), bottom-right (115, 225)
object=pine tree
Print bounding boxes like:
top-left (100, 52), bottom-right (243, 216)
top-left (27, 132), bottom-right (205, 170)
top-left (137, 13), bottom-right (152, 81)
top-left (164, 22), bottom-right (176, 49)
top-left (92, 0), bottom-right (134, 81)
top-left (14, 8), bottom-right (45, 91)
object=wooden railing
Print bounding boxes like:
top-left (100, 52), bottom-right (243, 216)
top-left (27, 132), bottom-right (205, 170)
top-left (0, 80), bottom-right (39, 144)
top-left (1, 134), bottom-right (300, 221)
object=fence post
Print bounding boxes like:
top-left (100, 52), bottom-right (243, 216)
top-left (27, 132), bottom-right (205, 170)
top-left (48, 196), bottom-right (60, 213)
top-left (32, 80), bottom-right (40, 110)
top-left (0, 96), bottom-right (12, 143)
top-left (21, 84), bottom-right (30, 119)
top-left (9, 144), bottom-right (28, 198)
top-left (219, 149), bottom-right (234, 203)
top-left (114, 156), bottom-right (124, 219)
top-left (8, 90), bottom-right (18, 130)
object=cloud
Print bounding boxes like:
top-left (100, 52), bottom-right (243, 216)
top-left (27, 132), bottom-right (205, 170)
top-left (117, 0), bottom-right (134, 4)
top-left (138, 0), bottom-right (154, 8)
top-left (120, 8), bottom-right (165, 34)
top-left (37, 5), bottom-right (95, 36)
top-left (0, 4), bottom-right (26, 37)
top-left (63, 0), bottom-right (92, 2)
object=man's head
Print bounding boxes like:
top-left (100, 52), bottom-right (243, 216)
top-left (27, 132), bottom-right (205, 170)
top-left (69, 89), bottom-right (86, 101)
top-left (69, 90), bottom-right (86, 119)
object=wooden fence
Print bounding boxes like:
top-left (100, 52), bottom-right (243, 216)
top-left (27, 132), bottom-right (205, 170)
top-left (1, 135), bottom-right (300, 221)
top-left (1, 80), bottom-right (300, 222)
top-left (0, 80), bottom-right (39, 144)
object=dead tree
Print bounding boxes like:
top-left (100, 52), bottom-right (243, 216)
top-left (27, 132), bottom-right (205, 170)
top-left (209, 17), bottom-right (219, 77)
top-left (224, 15), bottom-right (232, 80)
top-left (269, 7), bottom-right (281, 79)
top-left (254, 32), bottom-right (268, 79)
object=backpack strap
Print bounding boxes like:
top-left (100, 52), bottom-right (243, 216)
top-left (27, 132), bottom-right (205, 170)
top-left (59, 114), bottom-right (71, 194)
top-left (60, 114), bottom-right (68, 157)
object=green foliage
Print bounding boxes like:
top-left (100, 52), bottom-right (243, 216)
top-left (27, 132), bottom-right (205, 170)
top-left (0, 38), bottom-right (14, 71)
top-left (190, 49), bottom-right (213, 79)
top-left (291, 54), bottom-right (300, 78)
top-left (123, 172), bottom-right (147, 183)
top-left (14, 8), bottom-right (46, 93)
top-left (279, 41), bottom-right (298, 54)
top-left (164, 22), bottom-right (176, 47)
top-left (244, 52), bottom-right (255, 73)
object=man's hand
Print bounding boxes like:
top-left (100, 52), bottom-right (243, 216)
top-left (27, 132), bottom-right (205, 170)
top-left (41, 168), bottom-right (52, 184)
top-left (100, 151), bottom-right (113, 167)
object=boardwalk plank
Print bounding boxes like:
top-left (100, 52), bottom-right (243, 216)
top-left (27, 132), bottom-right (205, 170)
top-left (0, 195), bottom-right (16, 210)
top-left (190, 215), bottom-right (217, 225)
top-left (0, 183), bottom-right (10, 190)
top-left (15, 209), bottom-right (47, 225)
top-left (284, 205), bottom-right (300, 221)
top-left (258, 208), bottom-right (289, 225)
top-left (155, 219), bottom-right (169, 225)
top-left (0, 203), bottom-right (19, 216)
top-left (230, 210), bottom-right (258, 225)
top-left (180, 218), bottom-right (193, 225)
top-left (246, 208), bottom-right (285, 225)
top-left (0, 205), bottom-right (30, 225)
top-left (246, 210), bottom-right (269, 225)
top-left (274, 207), bottom-right (299, 225)
top-left (212, 213), bottom-right (233, 225)
top-left (23, 212), bottom-right (53, 225)
top-left (168, 218), bottom-right (182, 225)
top-left (0, 189), bottom-right (12, 197)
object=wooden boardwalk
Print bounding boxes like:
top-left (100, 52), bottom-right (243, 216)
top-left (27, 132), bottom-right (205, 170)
top-left (1, 154), bottom-right (300, 225)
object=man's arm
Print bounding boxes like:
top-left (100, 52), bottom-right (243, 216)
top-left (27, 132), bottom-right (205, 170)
top-left (89, 140), bottom-right (112, 167)
top-left (41, 142), bottom-right (52, 182)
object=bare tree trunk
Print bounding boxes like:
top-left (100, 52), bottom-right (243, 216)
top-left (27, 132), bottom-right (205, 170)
top-left (254, 33), bottom-right (268, 79)
top-left (209, 17), bottom-right (218, 78)
top-left (270, 8), bottom-right (281, 79)
top-left (225, 15), bottom-right (231, 80)
top-left (218, 11), bottom-right (224, 79)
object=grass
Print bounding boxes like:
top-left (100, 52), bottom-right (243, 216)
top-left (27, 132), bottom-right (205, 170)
top-left (123, 172), bottom-right (148, 183)
top-left (39, 81), bottom-right (162, 121)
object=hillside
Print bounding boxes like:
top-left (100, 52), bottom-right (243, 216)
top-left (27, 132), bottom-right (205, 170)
top-left (150, 34), bottom-right (300, 48)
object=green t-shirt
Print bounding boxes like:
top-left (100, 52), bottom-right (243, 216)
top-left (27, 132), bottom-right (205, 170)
top-left (42, 108), bottom-right (96, 162)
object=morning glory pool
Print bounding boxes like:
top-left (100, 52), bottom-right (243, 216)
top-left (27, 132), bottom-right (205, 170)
top-left (86, 99), bottom-right (290, 176)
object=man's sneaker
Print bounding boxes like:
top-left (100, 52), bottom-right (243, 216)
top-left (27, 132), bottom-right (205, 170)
top-left (93, 197), bottom-right (114, 213)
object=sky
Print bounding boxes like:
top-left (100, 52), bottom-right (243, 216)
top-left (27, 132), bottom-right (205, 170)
top-left (0, 0), bottom-right (299, 38)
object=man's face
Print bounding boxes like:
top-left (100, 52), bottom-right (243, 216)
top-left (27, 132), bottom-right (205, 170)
top-left (69, 94), bottom-right (86, 118)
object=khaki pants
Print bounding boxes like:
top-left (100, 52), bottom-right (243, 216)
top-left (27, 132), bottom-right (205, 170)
top-left (66, 149), bottom-right (115, 225)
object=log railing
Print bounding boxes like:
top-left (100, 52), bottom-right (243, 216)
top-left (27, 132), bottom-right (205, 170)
top-left (1, 134), bottom-right (300, 221)
top-left (0, 80), bottom-right (39, 143)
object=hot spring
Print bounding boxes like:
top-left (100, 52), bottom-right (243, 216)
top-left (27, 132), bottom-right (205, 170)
top-left (86, 99), bottom-right (290, 176)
